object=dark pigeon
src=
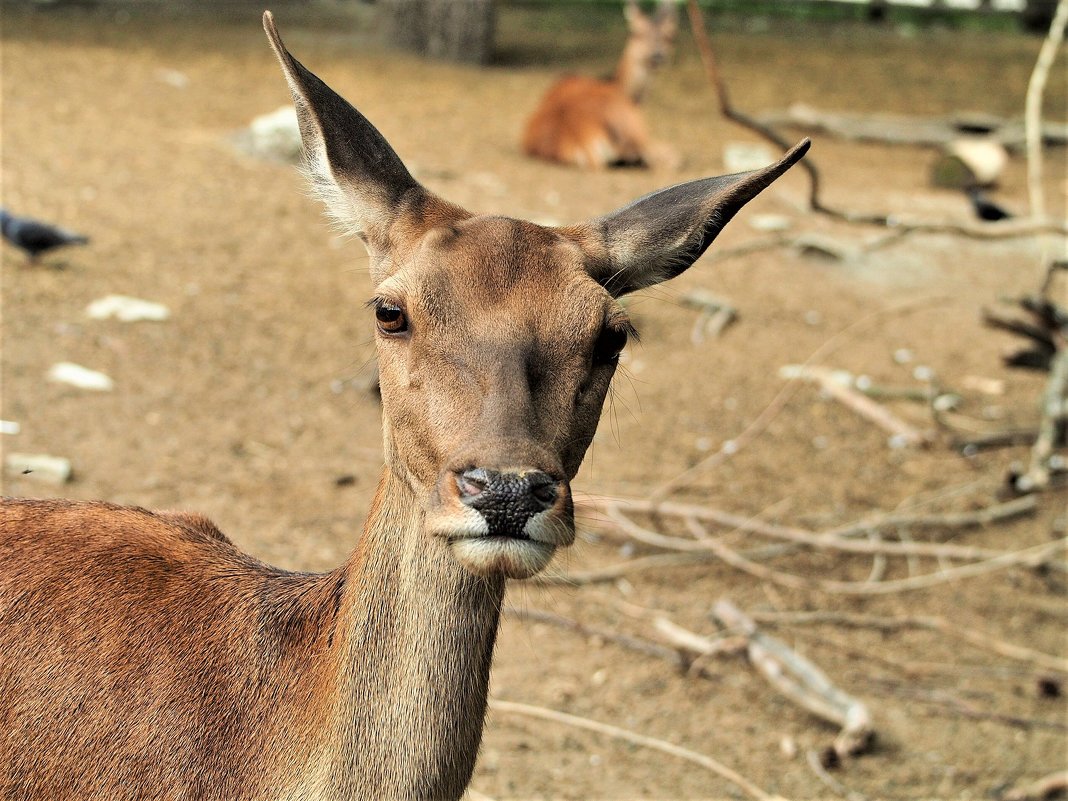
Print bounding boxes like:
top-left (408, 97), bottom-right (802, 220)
top-left (1, 208), bottom-right (89, 262)
top-left (965, 188), bottom-right (1012, 222)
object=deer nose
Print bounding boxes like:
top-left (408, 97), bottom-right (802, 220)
top-left (456, 468), bottom-right (560, 538)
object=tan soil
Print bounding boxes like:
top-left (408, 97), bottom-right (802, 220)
top-left (3, 3), bottom-right (1065, 799)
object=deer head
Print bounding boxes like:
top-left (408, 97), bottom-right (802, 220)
top-left (623, 0), bottom-right (678, 76)
top-left (263, 12), bottom-right (808, 581)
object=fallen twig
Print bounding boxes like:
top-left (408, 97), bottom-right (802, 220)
top-left (713, 599), bottom-right (874, 758)
top-left (504, 606), bottom-right (696, 672)
top-left (534, 551), bottom-right (719, 586)
top-left (735, 536), bottom-right (1063, 596)
top-left (870, 681), bottom-right (1068, 731)
top-left (1015, 344), bottom-right (1068, 493)
top-left (487, 699), bottom-right (784, 801)
top-left (780, 364), bottom-right (929, 446)
top-left (756, 103), bottom-right (1068, 151)
top-left (749, 610), bottom-right (1068, 674)
top-left (584, 495), bottom-right (1037, 561)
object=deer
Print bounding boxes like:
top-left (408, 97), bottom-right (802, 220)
top-left (522, 0), bottom-right (680, 169)
top-left (0, 11), bottom-right (808, 801)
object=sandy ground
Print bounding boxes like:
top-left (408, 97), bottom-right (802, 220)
top-left (2, 2), bottom-right (1066, 798)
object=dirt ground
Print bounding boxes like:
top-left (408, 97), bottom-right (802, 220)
top-left (2, 2), bottom-right (1066, 799)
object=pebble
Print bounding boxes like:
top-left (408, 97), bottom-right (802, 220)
top-left (86, 294), bottom-right (170, 322)
top-left (5, 453), bottom-right (72, 484)
top-left (48, 362), bottom-right (114, 391)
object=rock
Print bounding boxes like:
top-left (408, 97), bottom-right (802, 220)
top-left (86, 294), bottom-right (170, 322)
top-left (0, 420), bottom-right (20, 435)
top-left (5, 453), bottom-right (73, 484)
top-left (931, 138), bottom-right (1008, 189)
top-left (48, 362), bottom-right (114, 391)
top-left (723, 141), bottom-right (777, 173)
top-left (243, 105), bottom-right (302, 162)
top-left (749, 213), bottom-right (792, 232)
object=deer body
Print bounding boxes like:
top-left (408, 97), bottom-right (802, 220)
top-left (0, 11), bottom-right (808, 800)
top-left (522, 0), bottom-right (678, 169)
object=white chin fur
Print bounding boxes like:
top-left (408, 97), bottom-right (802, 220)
top-left (450, 538), bottom-right (556, 580)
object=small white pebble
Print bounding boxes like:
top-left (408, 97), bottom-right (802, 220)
top-left (721, 439), bottom-right (738, 455)
top-left (913, 365), bottom-right (934, 382)
top-left (590, 669), bottom-right (608, 687)
top-left (855, 374), bottom-right (873, 391)
top-left (932, 393), bottom-right (960, 412)
top-left (694, 436), bottom-right (713, 452)
top-left (887, 434), bottom-right (910, 449)
top-left (48, 362), bottom-right (114, 392)
top-left (893, 348), bottom-right (913, 364)
top-left (780, 736), bottom-right (798, 759)
top-left (0, 420), bottom-right (20, 435)
top-left (589, 754), bottom-right (603, 767)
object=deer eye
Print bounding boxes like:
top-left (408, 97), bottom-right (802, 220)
top-left (374, 303), bottom-right (408, 335)
top-left (592, 326), bottom-right (629, 366)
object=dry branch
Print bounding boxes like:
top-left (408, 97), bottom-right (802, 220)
top-left (712, 599), bottom-right (874, 758)
top-left (781, 365), bottom-right (929, 446)
top-left (582, 494), bottom-right (1038, 561)
top-left (1026, 0), bottom-right (1068, 218)
top-left (1016, 344), bottom-right (1068, 493)
top-left (503, 607), bottom-right (692, 671)
top-left (871, 681), bottom-right (1068, 731)
top-left (533, 551), bottom-right (719, 586)
top-left (487, 699), bottom-right (784, 801)
top-left (756, 103), bottom-right (1068, 151)
top-left (749, 610), bottom-right (1068, 674)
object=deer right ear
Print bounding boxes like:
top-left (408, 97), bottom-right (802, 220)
top-left (262, 12), bottom-right (462, 265)
top-left (566, 140), bottom-right (810, 297)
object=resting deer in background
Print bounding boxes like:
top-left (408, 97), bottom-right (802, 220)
top-left (0, 11), bottom-right (808, 801)
top-left (523, 0), bottom-right (679, 169)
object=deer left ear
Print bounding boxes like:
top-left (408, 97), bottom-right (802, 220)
top-left (567, 139), bottom-right (810, 297)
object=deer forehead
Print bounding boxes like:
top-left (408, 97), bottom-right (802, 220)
top-left (378, 216), bottom-right (623, 343)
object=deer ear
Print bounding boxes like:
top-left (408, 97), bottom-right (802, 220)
top-left (568, 140), bottom-right (810, 297)
top-left (654, 0), bottom-right (679, 30)
top-left (262, 12), bottom-right (462, 261)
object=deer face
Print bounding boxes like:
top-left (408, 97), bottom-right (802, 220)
top-left (624, 0), bottom-right (678, 71)
top-left (372, 216), bottom-right (632, 578)
top-left (264, 12), bottom-right (808, 580)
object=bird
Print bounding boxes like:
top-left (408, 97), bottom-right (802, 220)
top-left (1, 208), bottom-right (89, 262)
top-left (965, 187), bottom-right (1012, 222)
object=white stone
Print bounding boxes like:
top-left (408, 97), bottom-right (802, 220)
top-left (6, 453), bottom-right (72, 484)
top-left (86, 294), bottom-right (170, 322)
top-left (248, 105), bottom-right (302, 162)
top-left (48, 362), bottom-right (114, 391)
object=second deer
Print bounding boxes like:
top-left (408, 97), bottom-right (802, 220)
top-left (0, 11), bottom-right (808, 801)
top-left (523, 0), bottom-right (679, 169)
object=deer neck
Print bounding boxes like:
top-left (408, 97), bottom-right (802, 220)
top-left (328, 466), bottom-right (505, 800)
top-left (614, 40), bottom-right (651, 102)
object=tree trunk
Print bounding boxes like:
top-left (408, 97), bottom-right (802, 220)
top-left (379, 0), bottom-right (495, 65)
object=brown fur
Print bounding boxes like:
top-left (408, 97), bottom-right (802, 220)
top-left (0, 12), bottom-right (808, 801)
top-left (522, 0), bottom-right (678, 169)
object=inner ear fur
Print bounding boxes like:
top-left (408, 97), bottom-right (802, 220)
top-left (565, 139), bottom-right (810, 297)
top-left (262, 12), bottom-right (467, 266)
